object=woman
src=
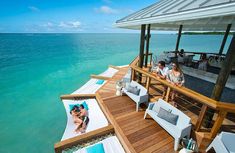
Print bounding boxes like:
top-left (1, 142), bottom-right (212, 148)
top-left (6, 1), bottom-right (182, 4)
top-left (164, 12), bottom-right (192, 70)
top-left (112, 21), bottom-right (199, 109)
top-left (167, 63), bottom-right (185, 105)
top-left (167, 62), bottom-right (185, 86)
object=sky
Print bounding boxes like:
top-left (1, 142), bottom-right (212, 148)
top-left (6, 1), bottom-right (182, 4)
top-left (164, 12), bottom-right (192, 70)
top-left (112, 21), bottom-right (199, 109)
top-left (0, 0), bottom-right (159, 33)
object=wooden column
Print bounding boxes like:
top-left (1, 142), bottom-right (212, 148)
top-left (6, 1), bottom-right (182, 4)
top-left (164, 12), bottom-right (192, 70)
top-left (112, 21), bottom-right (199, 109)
top-left (165, 87), bottom-right (171, 102)
top-left (131, 69), bottom-right (135, 81)
top-left (211, 34), bottom-right (235, 100)
top-left (219, 24), bottom-right (232, 55)
top-left (138, 24), bottom-right (146, 82)
top-left (145, 77), bottom-right (151, 93)
top-left (175, 25), bottom-right (183, 57)
top-left (145, 24), bottom-right (151, 67)
top-left (139, 24), bottom-right (146, 68)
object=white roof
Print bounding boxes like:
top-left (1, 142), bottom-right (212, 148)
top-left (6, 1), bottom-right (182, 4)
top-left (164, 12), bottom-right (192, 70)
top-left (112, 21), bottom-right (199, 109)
top-left (115, 0), bottom-right (235, 31)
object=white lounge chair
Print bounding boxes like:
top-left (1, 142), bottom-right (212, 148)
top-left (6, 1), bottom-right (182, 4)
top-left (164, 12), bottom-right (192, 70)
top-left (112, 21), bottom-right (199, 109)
top-left (122, 81), bottom-right (149, 111)
top-left (206, 132), bottom-right (235, 153)
top-left (74, 136), bottom-right (125, 153)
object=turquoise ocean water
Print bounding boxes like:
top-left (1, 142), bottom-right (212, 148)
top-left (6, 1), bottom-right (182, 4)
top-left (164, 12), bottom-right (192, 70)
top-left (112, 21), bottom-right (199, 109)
top-left (0, 33), bottom-right (231, 153)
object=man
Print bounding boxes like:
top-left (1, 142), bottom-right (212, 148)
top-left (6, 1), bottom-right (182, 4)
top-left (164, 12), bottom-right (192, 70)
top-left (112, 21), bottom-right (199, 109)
top-left (154, 61), bottom-right (169, 79)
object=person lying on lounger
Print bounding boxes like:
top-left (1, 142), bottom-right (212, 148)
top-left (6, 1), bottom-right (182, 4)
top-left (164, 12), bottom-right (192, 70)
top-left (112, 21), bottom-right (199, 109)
top-left (73, 104), bottom-right (89, 133)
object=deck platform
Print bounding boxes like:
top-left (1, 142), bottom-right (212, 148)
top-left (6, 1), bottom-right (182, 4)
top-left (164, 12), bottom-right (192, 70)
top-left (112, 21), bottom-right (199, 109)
top-left (97, 66), bottom-right (176, 153)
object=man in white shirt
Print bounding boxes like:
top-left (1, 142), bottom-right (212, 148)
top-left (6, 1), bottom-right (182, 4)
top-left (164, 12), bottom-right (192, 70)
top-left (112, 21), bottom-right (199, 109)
top-left (155, 61), bottom-right (169, 79)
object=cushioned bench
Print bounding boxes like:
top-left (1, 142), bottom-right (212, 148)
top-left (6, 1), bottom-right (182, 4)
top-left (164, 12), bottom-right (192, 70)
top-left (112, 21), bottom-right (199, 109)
top-left (122, 81), bottom-right (149, 111)
top-left (144, 99), bottom-right (192, 151)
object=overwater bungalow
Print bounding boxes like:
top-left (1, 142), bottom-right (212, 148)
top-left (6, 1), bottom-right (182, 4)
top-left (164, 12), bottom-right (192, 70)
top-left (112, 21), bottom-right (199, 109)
top-left (54, 0), bottom-right (235, 152)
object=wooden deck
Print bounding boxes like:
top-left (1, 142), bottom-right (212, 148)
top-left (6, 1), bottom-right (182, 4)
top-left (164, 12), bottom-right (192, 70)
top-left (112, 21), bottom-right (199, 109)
top-left (96, 66), bottom-right (176, 153)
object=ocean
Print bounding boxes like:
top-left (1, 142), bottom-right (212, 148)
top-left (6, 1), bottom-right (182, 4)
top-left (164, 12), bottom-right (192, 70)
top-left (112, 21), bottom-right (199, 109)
top-left (0, 33), bottom-right (231, 153)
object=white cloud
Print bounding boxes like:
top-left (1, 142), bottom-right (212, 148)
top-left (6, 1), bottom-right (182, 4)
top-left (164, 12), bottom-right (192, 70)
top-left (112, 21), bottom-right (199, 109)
top-left (28, 6), bottom-right (40, 12)
top-left (59, 21), bottom-right (81, 29)
top-left (42, 22), bottom-right (54, 28)
top-left (94, 6), bottom-right (118, 14)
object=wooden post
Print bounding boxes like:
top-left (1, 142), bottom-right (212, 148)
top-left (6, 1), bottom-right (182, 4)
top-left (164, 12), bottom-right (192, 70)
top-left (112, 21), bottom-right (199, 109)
top-left (145, 76), bottom-right (151, 93)
top-left (211, 34), bottom-right (235, 100)
top-left (219, 24), bottom-right (232, 55)
top-left (131, 69), bottom-right (135, 81)
top-left (139, 24), bottom-right (146, 68)
top-left (165, 87), bottom-right (171, 102)
top-left (205, 34), bottom-right (235, 128)
top-left (138, 24), bottom-right (146, 82)
top-left (175, 25), bottom-right (183, 57)
top-left (145, 24), bottom-right (151, 67)
top-left (209, 110), bottom-right (227, 138)
top-left (195, 105), bottom-right (207, 131)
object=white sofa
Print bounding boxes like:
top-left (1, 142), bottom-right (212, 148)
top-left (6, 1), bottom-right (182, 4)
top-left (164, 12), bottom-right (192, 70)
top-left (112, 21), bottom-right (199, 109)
top-left (122, 81), bottom-right (149, 111)
top-left (144, 98), bottom-right (192, 151)
top-left (206, 132), bottom-right (235, 153)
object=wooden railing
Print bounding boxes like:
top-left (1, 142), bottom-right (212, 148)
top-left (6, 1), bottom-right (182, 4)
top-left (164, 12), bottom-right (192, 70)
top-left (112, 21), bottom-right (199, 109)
top-left (130, 55), bottom-right (235, 140)
top-left (54, 125), bottom-right (114, 153)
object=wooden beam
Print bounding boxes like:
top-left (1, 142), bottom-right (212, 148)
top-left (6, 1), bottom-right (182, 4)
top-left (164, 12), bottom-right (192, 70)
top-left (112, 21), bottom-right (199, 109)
top-left (109, 65), bottom-right (121, 70)
top-left (209, 111), bottom-right (227, 138)
top-left (211, 34), bottom-right (235, 101)
top-left (90, 74), bottom-right (111, 80)
top-left (175, 25), bottom-right (183, 57)
top-left (60, 94), bottom-right (96, 100)
top-left (138, 24), bottom-right (146, 68)
top-left (54, 125), bottom-right (114, 153)
top-left (219, 24), bottom-right (232, 55)
top-left (145, 24), bottom-right (151, 67)
top-left (195, 105), bottom-right (207, 131)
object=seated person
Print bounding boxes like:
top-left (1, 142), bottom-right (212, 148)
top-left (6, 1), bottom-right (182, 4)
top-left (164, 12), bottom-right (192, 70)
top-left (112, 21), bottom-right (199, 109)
top-left (198, 53), bottom-right (208, 71)
top-left (154, 61), bottom-right (169, 79)
top-left (177, 49), bottom-right (185, 64)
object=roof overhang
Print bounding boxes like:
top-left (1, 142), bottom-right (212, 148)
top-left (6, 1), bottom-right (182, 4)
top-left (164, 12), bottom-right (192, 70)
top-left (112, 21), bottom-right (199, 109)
top-left (115, 0), bottom-right (235, 31)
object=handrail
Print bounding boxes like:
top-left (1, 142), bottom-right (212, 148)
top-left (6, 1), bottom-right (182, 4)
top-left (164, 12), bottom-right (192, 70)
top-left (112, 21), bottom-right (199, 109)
top-left (90, 74), bottom-right (111, 80)
top-left (60, 94), bottom-right (96, 100)
top-left (130, 55), bottom-right (235, 113)
top-left (54, 125), bottom-right (114, 153)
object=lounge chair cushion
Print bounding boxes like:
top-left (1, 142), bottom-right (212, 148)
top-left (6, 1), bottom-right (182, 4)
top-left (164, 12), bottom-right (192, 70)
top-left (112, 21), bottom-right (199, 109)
top-left (157, 107), bottom-right (179, 125)
top-left (126, 85), bottom-right (140, 95)
top-left (96, 80), bottom-right (104, 85)
top-left (86, 143), bottom-right (105, 153)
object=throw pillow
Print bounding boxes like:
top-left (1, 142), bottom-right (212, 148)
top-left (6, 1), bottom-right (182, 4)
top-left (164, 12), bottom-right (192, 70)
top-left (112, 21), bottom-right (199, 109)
top-left (82, 101), bottom-right (89, 110)
top-left (157, 107), bottom-right (179, 125)
top-left (86, 143), bottom-right (105, 153)
top-left (126, 85), bottom-right (140, 95)
top-left (96, 80), bottom-right (104, 85)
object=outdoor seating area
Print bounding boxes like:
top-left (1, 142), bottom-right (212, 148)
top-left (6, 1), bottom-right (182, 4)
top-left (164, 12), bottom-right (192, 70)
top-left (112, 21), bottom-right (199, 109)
top-left (144, 98), bottom-right (192, 151)
top-left (55, 61), bottom-right (235, 153)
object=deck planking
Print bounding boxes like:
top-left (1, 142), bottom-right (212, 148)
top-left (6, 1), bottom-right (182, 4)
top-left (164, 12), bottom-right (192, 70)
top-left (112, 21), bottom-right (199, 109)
top-left (97, 66), bottom-right (176, 153)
